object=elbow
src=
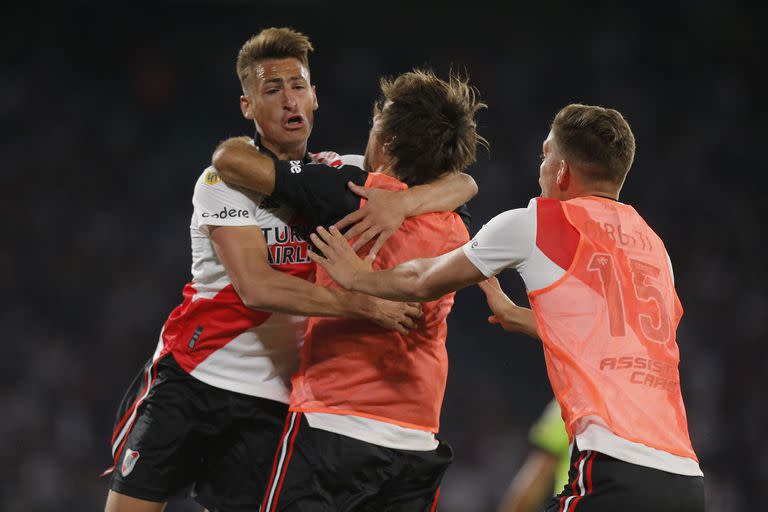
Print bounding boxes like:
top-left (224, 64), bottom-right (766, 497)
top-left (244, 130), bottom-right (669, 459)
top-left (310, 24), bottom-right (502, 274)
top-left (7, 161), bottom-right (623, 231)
top-left (212, 146), bottom-right (234, 181)
top-left (240, 286), bottom-right (272, 311)
top-left (464, 174), bottom-right (479, 200)
top-left (458, 172), bottom-right (478, 201)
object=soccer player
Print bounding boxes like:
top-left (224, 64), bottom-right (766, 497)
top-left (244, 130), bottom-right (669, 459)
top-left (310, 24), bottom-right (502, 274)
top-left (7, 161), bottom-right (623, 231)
top-left (211, 68), bottom-right (487, 511)
top-left (102, 28), bottom-right (476, 512)
top-left (310, 104), bottom-right (706, 511)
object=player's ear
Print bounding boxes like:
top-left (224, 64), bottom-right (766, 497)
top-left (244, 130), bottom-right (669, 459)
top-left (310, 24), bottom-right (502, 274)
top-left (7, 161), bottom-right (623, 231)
top-left (240, 95), bottom-right (253, 120)
top-left (556, 160), bottom-right (570, 190)
top-left (311, 85), bottom-right (319, 111)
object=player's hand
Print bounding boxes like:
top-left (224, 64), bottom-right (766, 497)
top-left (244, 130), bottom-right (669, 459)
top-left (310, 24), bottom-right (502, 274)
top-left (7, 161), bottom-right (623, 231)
top-left (477, 277), bottom-right (540, 339)
top-left (333, 181), bottom-right (410, 260)
top-left (309, 226), bottom-right (372, 290)
top-left (368, 297), bottom-right (423, 335)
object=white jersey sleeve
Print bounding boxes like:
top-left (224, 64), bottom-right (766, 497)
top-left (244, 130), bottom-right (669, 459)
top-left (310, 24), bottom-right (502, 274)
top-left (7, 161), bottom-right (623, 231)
top-left (461, 198), bottom-right (537, 278)
top-left (191, 167), bottom-right (271, 233)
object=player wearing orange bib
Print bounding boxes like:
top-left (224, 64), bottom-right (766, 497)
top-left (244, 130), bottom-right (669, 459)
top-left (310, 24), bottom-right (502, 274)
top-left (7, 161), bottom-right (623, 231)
top-left (212, 69), bottom-right (485, 511)
top-left (311, 104), bottom-right (705, 512)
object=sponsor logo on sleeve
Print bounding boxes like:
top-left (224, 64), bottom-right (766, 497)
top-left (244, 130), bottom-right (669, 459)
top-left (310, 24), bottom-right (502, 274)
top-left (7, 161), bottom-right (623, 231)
top-left (120, 448), bottom-right (140, 477)
top-left (201, 206), bottom-right (250, 219)
top-left (204, 170), bottom-right (222, 185)
top-left (470, 239), bottom-right (479, 248)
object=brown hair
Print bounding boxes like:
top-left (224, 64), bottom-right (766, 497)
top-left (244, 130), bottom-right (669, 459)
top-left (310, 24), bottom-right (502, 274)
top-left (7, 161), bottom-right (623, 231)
top-left (551, 104), bottom-right (636, 185)
top-left (236, 27), bottom-right (313, 91)
top-left (376, 69), bottom-right (488, 185)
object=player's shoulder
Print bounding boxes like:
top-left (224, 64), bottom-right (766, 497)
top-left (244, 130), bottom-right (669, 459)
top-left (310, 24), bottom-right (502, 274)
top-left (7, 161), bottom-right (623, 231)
top-left (485, 197), bottom-right (538, 227)
top-left (195, 166), bottom-right (225, 189)
top-left (193, 166), bottom-right (255, 196)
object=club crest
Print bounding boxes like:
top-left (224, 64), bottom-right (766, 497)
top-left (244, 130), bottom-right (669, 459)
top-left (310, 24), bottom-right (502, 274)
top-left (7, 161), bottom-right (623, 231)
top-left (120, 448), bottom-right (140, 477)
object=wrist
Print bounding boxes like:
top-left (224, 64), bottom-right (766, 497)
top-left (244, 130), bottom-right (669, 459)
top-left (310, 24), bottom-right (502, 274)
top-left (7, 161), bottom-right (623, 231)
top-left (399, 188), bottom-right (419, 217)
top-left (345, 291), bottom-right (377, 320)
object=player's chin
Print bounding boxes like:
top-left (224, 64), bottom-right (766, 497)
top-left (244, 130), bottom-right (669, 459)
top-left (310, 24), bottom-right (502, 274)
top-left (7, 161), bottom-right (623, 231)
top-left (278, 128), bottom-right (310, 146)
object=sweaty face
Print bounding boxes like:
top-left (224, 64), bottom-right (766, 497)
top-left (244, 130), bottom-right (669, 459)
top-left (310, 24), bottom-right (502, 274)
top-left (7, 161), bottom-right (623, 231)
top-left (539, 130), bottom-right (561, 198)
top-left (241, 58), bottom-right (318, 157)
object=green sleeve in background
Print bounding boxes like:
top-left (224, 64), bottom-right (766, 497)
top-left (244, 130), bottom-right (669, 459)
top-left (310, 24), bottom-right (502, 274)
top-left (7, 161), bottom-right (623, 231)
top-left (528, 398), bottom-right (570, 495)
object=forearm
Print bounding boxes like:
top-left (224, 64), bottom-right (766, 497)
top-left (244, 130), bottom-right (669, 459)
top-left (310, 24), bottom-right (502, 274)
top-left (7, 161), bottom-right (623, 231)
top-left (499, 306), bottom-right (540, 340)
top-left (404, 172), bottom-right (477, 215)
top-left (351, 256), bottom-right (469, 303)
top-left (212, 137), bottom-right (276, 194)
top-left (242, 270), bottom-right (374, 319)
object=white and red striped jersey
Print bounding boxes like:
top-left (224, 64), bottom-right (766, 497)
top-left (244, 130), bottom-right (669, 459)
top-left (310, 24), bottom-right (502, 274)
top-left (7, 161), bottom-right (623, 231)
top-left (462, 196), bottom-right (701, 477)
top-left (153, 149), bottom-right (346, 404)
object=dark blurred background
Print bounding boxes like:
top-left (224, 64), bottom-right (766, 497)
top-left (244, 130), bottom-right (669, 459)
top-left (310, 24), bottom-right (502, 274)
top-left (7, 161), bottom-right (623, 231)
top-left (2, 1), bottom-right (766, 510)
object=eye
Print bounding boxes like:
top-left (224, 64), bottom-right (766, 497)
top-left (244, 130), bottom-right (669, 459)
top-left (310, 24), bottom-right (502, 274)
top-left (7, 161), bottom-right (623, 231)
top-left (266, 89), bottom-right (279, 95)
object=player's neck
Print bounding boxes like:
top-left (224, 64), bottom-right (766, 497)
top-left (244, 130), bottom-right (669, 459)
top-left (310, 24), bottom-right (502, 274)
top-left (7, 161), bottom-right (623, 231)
top-left (566, 182), bottom-right (621, 201)
top-left (378, 165), bottom-right (399, 179)
top-left (259, 138), bottom-right (307, 161)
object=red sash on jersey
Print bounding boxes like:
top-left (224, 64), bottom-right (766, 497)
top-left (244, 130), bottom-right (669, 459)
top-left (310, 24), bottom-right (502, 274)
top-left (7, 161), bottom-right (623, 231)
top-left (289, 173), bottom-right (469, 432)
top-left (528, 196), bottom-right (697, 460)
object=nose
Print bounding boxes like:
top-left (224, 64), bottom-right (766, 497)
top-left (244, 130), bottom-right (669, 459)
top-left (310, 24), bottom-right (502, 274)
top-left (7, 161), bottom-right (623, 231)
top-left (282, 89), bottom-right (298, 110)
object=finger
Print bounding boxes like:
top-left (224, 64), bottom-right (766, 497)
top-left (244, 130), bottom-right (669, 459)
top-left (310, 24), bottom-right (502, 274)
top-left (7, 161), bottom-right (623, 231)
top-left (347, 181), bottom-right (369, 199)
top-left (488, 315), bottom-right (500, 324)
top-left (404, 304), bottom-right (422, 319)
top-left (368, 230), bottom-right (392, 259)
top-left (307, 249), bottom-right (327, 266)
top-left (309, 233), bottom-right (331, 256)
top-left (351, 228), bottom-right (381, 252)
top-left (328, 225), bottom-right (348, 245)
top-left (315, 226), bottom-right (335, 245)
top-left (335, 208), bottom-right (365, 231)
top-left (400, 315), bottom-right (417, 330)
top-left (394, 322), bottom-right (409, 335)
top-left (342, 219), bottom-right (372, 241)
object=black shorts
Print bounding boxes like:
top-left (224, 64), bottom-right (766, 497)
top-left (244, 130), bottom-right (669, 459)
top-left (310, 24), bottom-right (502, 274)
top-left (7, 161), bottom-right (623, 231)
top-left (261, 412), bottom-right (452, 512)
top-left (103, 353), bottom-right (288, 511)
top-left (544, 442), bottom-right (704, 512)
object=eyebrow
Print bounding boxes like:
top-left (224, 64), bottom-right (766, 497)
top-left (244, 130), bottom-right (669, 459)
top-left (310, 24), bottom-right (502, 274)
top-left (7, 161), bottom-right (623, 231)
top-left (262, 76), bottom-right (308, 86)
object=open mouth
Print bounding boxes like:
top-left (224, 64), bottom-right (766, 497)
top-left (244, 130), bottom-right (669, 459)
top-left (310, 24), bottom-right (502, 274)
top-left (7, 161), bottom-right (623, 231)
top-left (283, 115), bottom-right (305, 130)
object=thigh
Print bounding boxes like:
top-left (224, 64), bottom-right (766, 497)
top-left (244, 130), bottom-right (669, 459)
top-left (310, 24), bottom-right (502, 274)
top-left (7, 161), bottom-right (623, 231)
top-left (106, 355), bottom-right (222, 502)
top-left (193, 396), bottom-right (289, 512)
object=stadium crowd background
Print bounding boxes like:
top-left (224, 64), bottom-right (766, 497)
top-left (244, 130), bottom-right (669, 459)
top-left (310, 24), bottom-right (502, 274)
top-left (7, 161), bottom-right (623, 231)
top-left (2, 2), bottom-right (765, 510)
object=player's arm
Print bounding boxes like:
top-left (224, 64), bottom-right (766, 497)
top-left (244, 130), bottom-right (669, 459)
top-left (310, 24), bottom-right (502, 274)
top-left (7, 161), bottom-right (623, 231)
top-left (478, 277), bottom-right (539, 339)
top-left (212, 137), bottom-right (278, 195)
top-left (210, 225), bottom-right (421, 334)
top-left (309, 206), bottom-right (534, 302)
top-left (497, 449), bottom-right (558, 512)
top-left (310, 226), bottom-right (486, 301)
top-left (335, 172), bottom-right (478, 257)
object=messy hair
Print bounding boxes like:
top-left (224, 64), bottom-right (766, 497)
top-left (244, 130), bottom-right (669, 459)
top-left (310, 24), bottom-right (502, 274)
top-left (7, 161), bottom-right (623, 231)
top-left (375, 69), bottom-right (488, 185)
